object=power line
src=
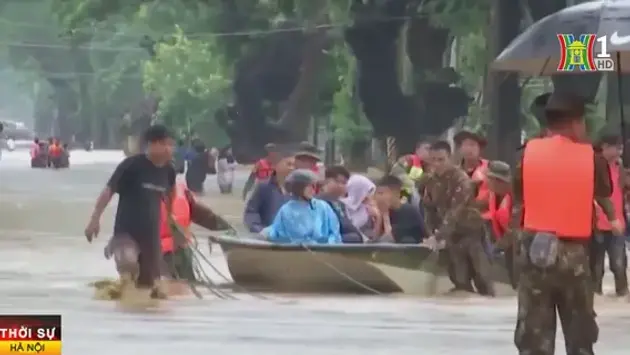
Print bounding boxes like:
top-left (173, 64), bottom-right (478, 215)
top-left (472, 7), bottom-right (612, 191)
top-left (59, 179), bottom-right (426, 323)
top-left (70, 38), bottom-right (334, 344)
top-left (0, 41), bottom-right (143, 51)
top-left (0, 70), bottom-right (142, 78)
top-left (0, 14), bottom-right (422, 43)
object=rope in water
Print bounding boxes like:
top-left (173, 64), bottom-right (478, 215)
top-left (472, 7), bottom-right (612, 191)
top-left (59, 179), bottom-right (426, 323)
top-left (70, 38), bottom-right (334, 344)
top-left (170, 217), bottom-right (277, 301)
top-left (168, 216), bottom-right (236, 300)
top-left (189, 237), bottom-right (273, 301)
top-left (298, 243), bottom-right (383, 295)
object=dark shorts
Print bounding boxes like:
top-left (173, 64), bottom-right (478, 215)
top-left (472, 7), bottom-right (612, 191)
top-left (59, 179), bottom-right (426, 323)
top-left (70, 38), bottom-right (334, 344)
top-left (104, 233), bottom-right (161, 288)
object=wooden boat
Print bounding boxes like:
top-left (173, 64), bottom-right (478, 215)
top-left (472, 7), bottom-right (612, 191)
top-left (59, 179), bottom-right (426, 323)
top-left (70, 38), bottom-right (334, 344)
top-left (207, 235), bottom-right (516, 295)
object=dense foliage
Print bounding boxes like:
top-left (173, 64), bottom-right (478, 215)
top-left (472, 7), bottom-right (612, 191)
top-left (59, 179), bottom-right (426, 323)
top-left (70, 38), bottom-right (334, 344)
top-left (1, 0), bottom-right (600, 161)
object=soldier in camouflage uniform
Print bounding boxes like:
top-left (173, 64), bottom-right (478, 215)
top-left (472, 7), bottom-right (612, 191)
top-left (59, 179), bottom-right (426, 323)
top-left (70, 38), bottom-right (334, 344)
top-left (511, 93), bottom-right (623, 355)
top-left (422, 140), bottom-right (494, 296)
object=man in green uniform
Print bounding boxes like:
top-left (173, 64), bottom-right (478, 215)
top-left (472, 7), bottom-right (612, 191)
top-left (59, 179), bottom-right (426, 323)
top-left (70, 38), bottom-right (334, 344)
top-left (422, 140), bottom-right (494, 296)
top-left (510, 93), bottom-right (623, 354)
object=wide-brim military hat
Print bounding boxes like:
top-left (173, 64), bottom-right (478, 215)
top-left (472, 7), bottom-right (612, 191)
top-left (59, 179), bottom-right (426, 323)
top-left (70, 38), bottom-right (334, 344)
top-left (294, 141), bottom-right (321, 161)
top-left (486, 160), bottom-right (511, 182)
top-left (545, 92), bottom-right (587, 117)
top-left (454, 129), bottom-right (487, 147)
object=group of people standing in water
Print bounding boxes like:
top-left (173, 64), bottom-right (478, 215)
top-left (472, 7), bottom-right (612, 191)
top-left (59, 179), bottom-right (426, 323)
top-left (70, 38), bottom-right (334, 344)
top-left (172, 139), bottom-right (238, 195)
top-left (30, 137), bottom-right (70, 169)
top-left (82, 90), bottom-right (629, 354)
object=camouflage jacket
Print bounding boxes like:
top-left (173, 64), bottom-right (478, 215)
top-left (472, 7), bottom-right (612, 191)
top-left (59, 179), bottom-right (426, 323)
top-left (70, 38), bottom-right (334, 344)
top-left (421, 166), bottom-right (484, 241)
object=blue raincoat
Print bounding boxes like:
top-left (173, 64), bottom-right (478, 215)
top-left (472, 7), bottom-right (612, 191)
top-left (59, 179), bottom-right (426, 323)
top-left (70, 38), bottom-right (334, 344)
top-left (263, 198), bottom-right (342, 244)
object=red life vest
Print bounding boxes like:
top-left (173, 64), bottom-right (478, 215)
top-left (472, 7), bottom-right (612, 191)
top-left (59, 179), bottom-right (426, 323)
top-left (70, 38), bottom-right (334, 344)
top-left (522, 136), bottom-right (594, 238)
top-left (489, 192), bottom-right (512, 239)
top-left (160, 182), bottom-right (192, 253)
top-left (254, 158), bottom-right (273, 180)
top-left (406, 154), bottom-right (422, 167)
top-left (596, 161), bottom-right (626, 231)
top-left (466, 159), bottom-right (490, 219)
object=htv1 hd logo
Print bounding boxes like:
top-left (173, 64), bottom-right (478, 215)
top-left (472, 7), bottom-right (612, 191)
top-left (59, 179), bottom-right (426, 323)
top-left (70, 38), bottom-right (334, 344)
top-left (557, 34), bottom-right (614, 72)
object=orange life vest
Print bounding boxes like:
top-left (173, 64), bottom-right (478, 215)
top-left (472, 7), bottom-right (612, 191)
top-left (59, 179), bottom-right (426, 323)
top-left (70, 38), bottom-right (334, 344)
top-left (522, 136), bottom-right (594, 238)
top-left (466, 159), bottom-right (491, 219)
top-left (489, 192), bottom-right (512, 239)
top-left (160, 182), bottom-right (192, 253)
top-left (254, 158), bottom-right (273, 180)
top-left (595, 161), bottom-right (625, 231)
top-left (48, 143), bottom-right (61, 157)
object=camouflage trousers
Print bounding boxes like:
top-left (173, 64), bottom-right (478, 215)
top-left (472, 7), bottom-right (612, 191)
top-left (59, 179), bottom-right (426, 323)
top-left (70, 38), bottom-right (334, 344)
top-left (515, 234), bottom-right (597, 355)
top-left (446, 233), bottom-right (495, 296)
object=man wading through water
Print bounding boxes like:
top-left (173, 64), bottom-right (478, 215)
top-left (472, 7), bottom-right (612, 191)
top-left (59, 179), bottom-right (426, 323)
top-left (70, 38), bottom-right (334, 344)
top-left (511, 93), bottom-right (624, 354)
top-left (84, 124), bottom-right (176, 299)
top-left (422, 140), bottom-right (494, 296)
top-left (591, 133), bottom-right (629, 297)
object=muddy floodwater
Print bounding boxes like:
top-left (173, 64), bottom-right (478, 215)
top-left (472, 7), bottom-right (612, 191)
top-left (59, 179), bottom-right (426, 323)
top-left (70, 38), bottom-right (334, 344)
top-left (1, 150), bottom-right (630, 354)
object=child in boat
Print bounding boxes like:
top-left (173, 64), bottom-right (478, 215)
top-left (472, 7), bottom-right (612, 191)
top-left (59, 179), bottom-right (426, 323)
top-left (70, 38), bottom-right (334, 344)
top-left (260, 169), bottom-right (342, 244)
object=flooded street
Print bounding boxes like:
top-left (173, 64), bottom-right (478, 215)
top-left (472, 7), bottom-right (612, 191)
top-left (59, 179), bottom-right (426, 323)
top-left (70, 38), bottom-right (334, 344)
top-left (2, 150), bottom-right (630, 354)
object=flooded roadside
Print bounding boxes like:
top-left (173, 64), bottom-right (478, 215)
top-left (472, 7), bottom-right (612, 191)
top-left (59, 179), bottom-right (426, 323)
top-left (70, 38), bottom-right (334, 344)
top-left (1, 150), bottom-right (630, 354)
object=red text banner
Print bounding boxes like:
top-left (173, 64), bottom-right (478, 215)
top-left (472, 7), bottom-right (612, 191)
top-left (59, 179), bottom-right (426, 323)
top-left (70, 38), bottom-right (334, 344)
top-left (0, 315), bottom-right (61, 355)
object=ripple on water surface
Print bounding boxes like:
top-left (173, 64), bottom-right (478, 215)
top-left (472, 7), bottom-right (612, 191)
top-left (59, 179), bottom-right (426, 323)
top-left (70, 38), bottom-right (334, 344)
top-left (2, 151), bottom-right (630, 354)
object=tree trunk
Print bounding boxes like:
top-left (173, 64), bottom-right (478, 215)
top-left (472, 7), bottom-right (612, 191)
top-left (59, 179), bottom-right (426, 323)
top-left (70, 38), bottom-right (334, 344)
top-left (486, 0), bottom-right (522, 165)
top-left (48, 78), bottom-right (78, 142)
top-left (71, 42), bottom-right (94, 144)
top-left (277, 28), bottom-right (329, 141)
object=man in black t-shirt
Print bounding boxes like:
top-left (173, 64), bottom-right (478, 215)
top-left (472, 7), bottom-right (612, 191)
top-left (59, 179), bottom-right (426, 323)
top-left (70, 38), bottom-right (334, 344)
top-left (375, 175), bottom-right (428, 243)
top-left (85, 124), bottom-right (176, 295)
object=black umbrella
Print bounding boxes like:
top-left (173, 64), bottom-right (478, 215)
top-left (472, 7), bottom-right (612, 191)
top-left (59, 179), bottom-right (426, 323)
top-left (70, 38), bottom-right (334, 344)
top-left (493, 0), bottom-right (630, 75)
top-left (493, 0), bottom-right (630, 165)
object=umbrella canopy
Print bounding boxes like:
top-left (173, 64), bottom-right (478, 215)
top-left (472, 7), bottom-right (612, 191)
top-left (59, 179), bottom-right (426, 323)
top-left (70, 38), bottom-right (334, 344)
top-left (493, 0), bottom-right (630, 75)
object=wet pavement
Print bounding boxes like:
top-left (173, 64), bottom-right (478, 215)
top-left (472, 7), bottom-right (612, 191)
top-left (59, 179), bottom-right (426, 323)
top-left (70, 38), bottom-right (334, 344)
top-left (1, 150), bottom-right (630, 354)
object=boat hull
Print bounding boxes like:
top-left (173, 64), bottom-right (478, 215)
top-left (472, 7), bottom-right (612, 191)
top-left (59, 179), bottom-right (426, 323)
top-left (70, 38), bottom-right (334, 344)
top-left (209, 235), bottom-right (516, 295)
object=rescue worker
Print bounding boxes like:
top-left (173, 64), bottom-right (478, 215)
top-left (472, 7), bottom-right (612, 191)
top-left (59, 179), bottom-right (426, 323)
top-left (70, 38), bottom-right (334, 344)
top-left (160, 182), bottom-right (195, 284)
top-left (157, 181), bottom-right (233, 298)
top-left (455, 129), bottom-right (490, 216)
top-left (399, 138), bottom-right (432, 182)
top-left (59, 143), bottom-right (70, 168)
top-left (389, 139), bottom-right (432, 206)
top-left (242, 143), bottom-right (277, 200)
top-left (294, 141), bottom-right (322, 173)
top-left (484, 160), bottom-right (517, 289)
top-left (422, 140), bottom-right (494, 296)
top-left (591, 133), bottom-right (628, 297)
top-left (511, 93), bottom-right (624, 355)
top-left (294, 142), bottom-right (323, 193)
top-left (48, 138), bottom-right (62, 168)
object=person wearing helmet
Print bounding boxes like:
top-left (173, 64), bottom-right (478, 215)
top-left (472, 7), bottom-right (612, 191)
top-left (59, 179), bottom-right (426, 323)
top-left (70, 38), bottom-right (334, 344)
top-left (260, 169), bottom-right (341, 244)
